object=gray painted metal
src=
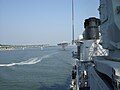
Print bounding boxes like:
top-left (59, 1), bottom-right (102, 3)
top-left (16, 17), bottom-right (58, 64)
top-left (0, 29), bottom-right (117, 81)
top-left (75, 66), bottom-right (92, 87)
top-left (83, 17), bottom-right (100, 40)
top-left (89, 67), bottom-right (110, 90)
top-left (72, 0), bottom-right (120, 90)
top-left (99, 0), bottom-right (120, 50)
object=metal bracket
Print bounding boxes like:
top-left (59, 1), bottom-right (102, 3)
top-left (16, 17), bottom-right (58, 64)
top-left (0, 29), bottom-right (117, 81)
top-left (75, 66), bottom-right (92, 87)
top-left (116, 6), bottom-right (120, 14)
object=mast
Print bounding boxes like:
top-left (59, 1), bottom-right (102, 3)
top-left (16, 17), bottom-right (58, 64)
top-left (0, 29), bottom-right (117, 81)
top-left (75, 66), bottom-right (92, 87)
top-left (72, 0), bottom-right (75, 45)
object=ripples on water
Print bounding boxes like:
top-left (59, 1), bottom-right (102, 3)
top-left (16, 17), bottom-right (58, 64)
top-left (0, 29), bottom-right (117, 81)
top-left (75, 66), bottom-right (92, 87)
top-left (0, 46), bottom-right (75, 90)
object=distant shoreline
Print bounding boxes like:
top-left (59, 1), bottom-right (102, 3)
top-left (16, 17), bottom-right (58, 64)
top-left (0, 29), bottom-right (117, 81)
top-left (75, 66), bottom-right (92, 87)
top-left (0, 47), bottom-right (15, 51)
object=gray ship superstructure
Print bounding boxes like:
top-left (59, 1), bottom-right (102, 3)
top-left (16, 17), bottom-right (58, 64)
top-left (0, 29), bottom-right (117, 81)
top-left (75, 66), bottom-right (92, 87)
top-left (70, 0), bottom-right (120, 90)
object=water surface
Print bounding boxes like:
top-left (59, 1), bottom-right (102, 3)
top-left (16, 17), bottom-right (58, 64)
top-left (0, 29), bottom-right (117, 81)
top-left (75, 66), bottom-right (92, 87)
top-left (0, 46), bottom-right (75, 90)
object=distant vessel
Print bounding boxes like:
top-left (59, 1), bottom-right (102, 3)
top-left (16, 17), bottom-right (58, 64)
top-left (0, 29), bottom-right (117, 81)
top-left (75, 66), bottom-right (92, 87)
top-left (70, 0), bottom-right (120, 90)
top-left (40, 46), bottom-right (43, 50)
top-left (57, 42), bottom-right (69, 50)
top-left (22, 47), bottom-right (25, 50)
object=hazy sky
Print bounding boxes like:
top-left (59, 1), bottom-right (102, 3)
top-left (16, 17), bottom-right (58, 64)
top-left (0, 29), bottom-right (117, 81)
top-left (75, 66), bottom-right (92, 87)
top-left (0, 0), bottom-right (99, 45)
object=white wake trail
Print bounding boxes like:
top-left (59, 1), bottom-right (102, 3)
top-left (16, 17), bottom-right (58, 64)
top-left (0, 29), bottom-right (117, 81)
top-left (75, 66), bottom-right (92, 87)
top-left (0, 52), bottom-right (58, 67)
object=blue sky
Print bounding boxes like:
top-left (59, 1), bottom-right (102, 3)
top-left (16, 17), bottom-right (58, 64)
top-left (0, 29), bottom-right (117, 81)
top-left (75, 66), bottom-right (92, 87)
top-left (0, 0), bottom-right (99, 45)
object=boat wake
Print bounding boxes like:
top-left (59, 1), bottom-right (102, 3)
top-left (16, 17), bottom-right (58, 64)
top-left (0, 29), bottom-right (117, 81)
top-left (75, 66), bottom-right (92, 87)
top-left (0, 52), bottom-right (58, 67)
